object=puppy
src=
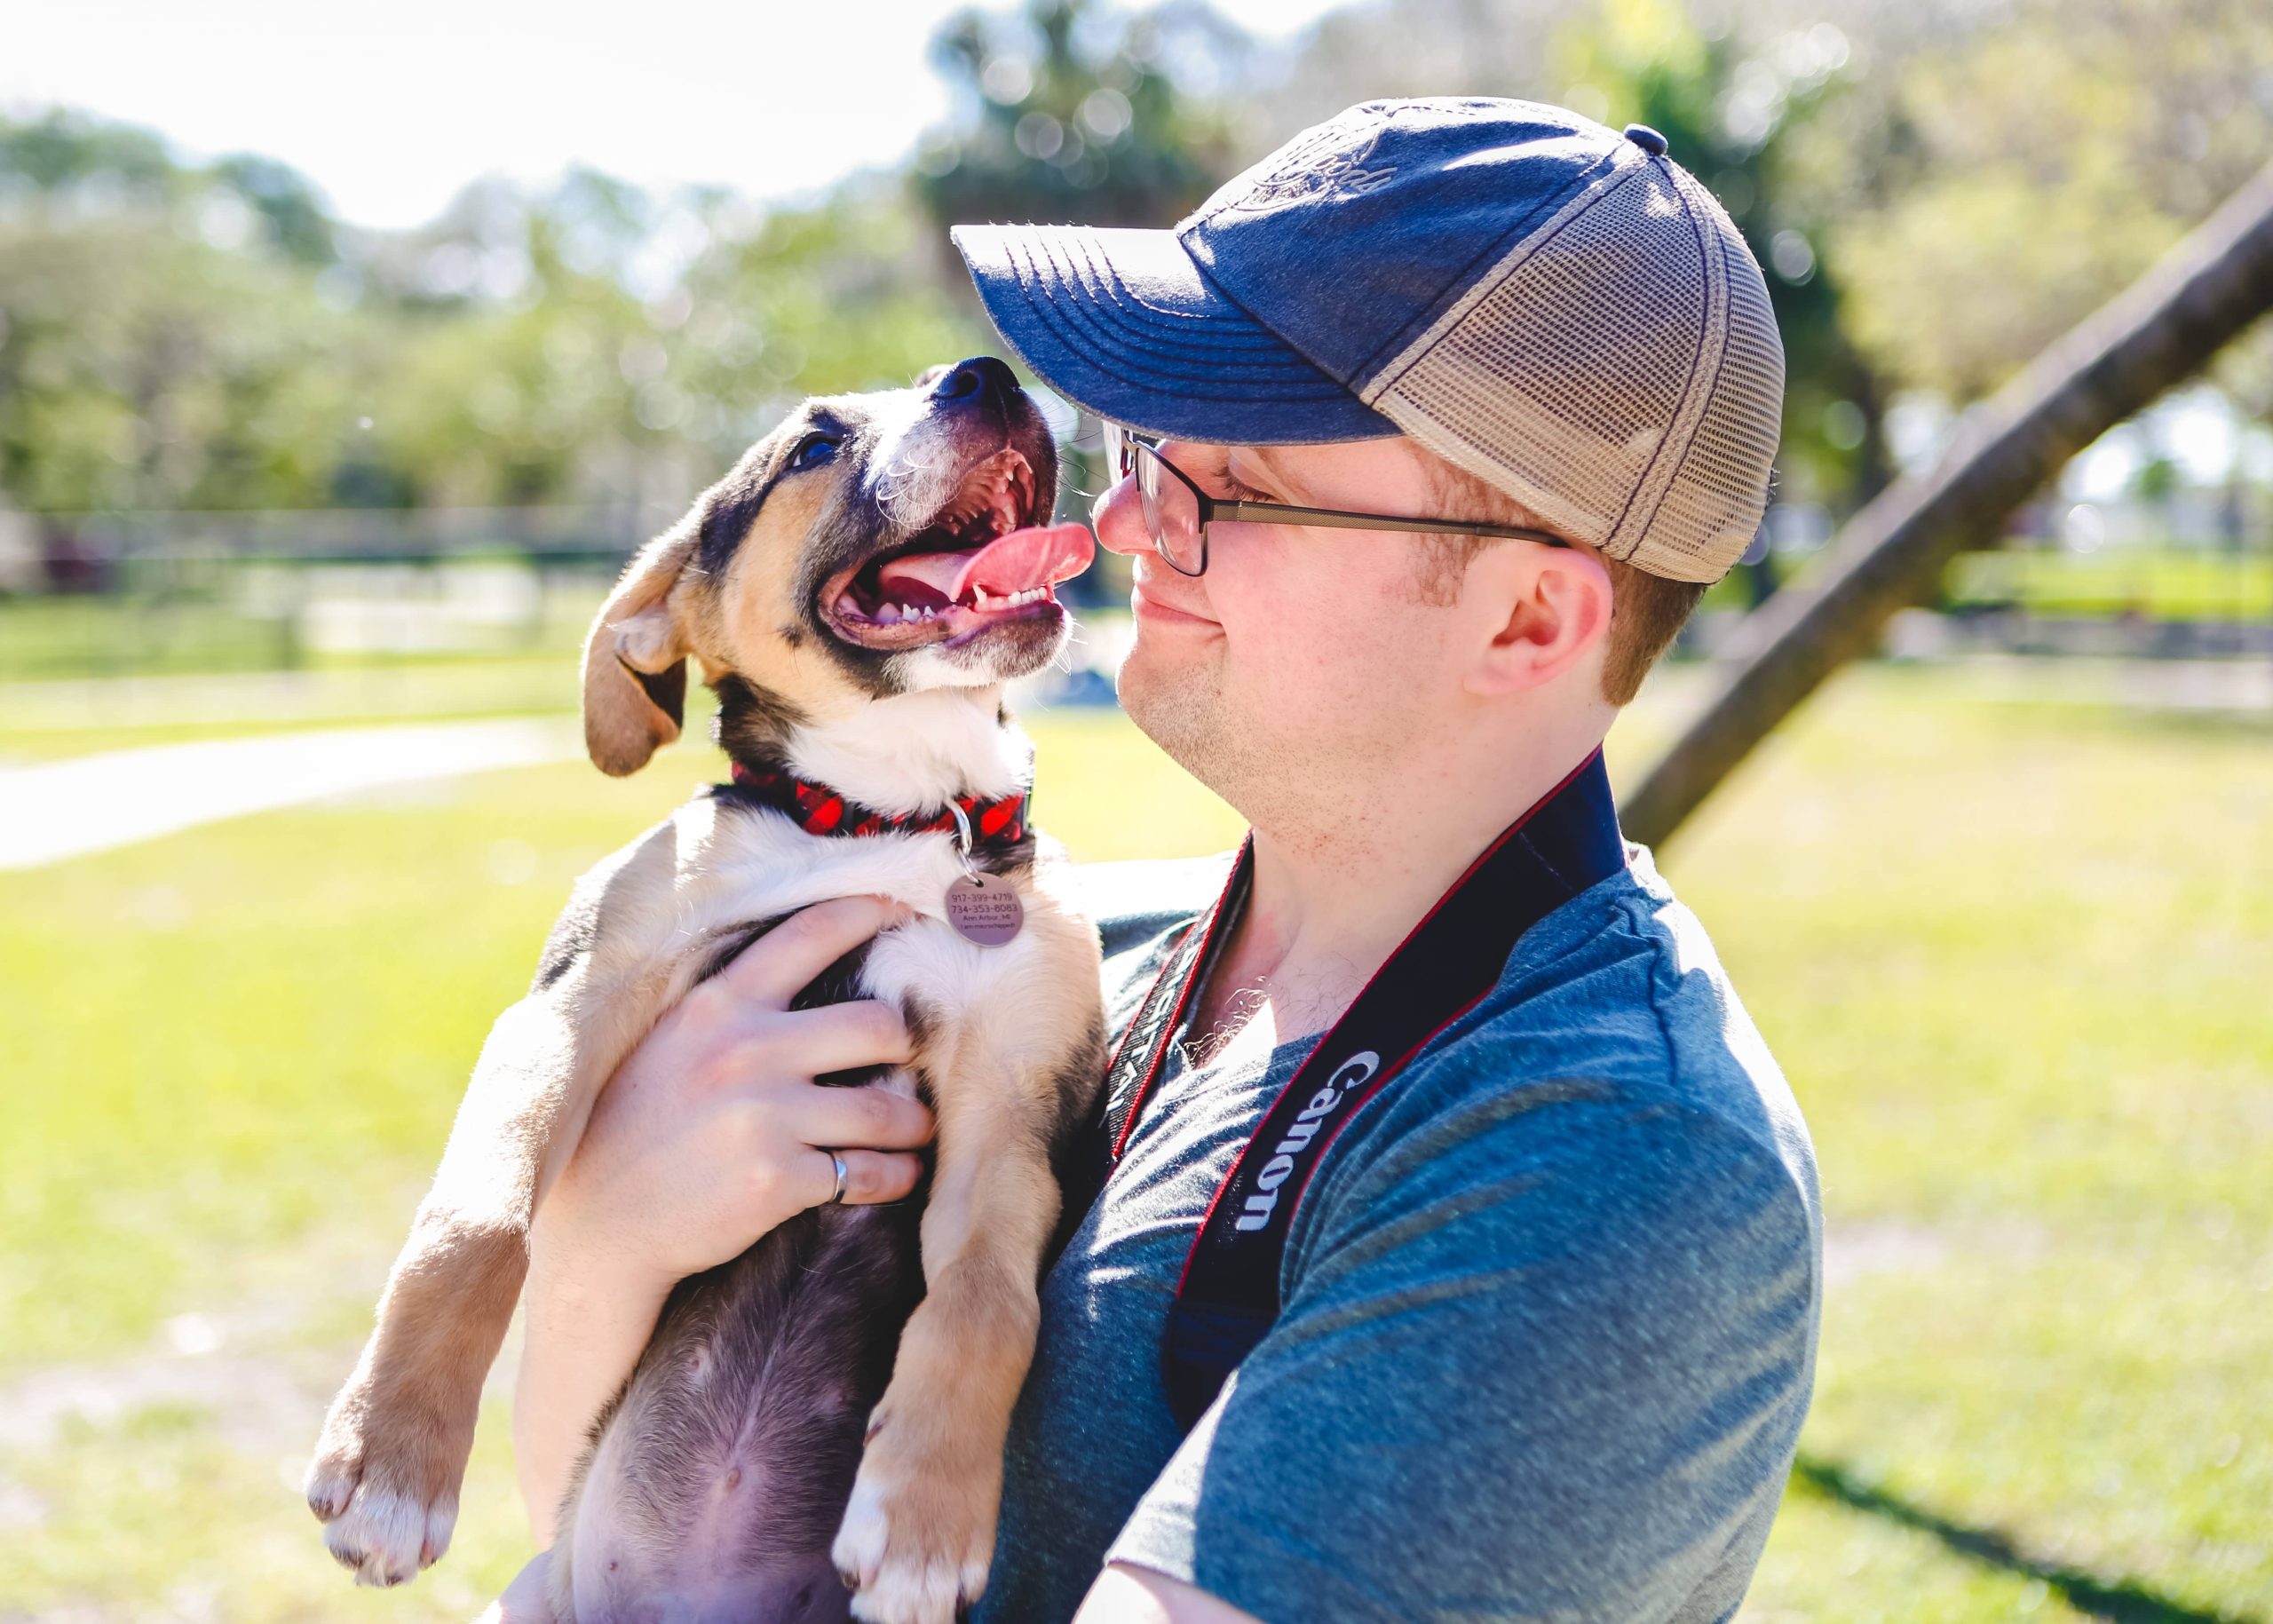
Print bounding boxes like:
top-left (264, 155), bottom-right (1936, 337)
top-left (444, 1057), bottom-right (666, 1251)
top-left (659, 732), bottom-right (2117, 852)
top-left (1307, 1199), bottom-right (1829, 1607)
top-left (305, 356), bottom-right (1107, 1624)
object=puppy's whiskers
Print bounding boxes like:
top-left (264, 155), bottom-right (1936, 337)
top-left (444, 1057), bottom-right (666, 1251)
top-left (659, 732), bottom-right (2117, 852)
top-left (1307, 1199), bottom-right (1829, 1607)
top-left (874, 453), bottom-right (953, 530)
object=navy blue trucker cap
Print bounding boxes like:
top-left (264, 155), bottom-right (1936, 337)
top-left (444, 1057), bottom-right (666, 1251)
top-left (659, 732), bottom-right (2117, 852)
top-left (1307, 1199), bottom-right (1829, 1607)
top-left (953, 97), bottom-right (1786, 582)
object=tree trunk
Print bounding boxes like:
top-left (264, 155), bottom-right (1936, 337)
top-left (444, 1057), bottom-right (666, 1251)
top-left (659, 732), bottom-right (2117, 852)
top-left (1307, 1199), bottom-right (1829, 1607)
top-left (1623, 157), bottom-right (2273, 849)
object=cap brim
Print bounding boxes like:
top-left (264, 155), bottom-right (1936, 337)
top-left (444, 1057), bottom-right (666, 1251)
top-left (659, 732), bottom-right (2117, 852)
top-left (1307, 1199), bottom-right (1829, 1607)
top-left (951, 223), bottom-right (1398, 445)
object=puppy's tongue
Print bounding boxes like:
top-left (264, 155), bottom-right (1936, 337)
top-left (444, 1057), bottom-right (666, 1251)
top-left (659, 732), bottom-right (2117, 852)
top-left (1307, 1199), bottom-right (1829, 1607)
top-left (876, 522), bottom-right (1095, 606)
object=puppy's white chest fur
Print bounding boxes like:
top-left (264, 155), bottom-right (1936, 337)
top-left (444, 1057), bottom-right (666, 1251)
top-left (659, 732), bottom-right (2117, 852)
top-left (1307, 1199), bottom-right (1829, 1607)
top-left (658, 795), bottom-right (1071, 1077)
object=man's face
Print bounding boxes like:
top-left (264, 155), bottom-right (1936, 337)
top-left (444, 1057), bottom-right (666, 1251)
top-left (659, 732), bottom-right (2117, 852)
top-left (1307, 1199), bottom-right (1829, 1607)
top-left (1093, 434), bottom-right (1494, 820)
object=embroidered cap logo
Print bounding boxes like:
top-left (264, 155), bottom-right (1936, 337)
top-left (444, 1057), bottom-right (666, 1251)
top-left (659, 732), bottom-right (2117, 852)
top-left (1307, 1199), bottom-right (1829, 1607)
top-left (1216, 112), bottom-right (1396, 216)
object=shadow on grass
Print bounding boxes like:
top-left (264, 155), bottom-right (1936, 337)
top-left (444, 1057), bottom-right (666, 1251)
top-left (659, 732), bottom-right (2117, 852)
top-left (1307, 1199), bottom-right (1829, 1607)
top-left (1794, 1455), bottom-right (2259, 1624)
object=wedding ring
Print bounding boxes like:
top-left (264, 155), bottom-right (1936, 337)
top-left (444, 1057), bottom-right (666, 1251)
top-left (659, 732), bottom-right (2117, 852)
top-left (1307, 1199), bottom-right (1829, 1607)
top-left (827, 1149), bottom-right (850, 1206)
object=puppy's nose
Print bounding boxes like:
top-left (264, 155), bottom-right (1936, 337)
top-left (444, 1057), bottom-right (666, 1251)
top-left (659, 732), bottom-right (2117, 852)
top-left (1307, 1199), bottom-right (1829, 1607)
top-left (931, 356), bottom-right (1021, 408)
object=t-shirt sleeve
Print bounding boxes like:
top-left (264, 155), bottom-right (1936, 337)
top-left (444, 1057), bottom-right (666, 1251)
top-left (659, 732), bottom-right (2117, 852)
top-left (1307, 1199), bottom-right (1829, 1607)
top-left (1102, 1077), bottom-right (1818, 1624)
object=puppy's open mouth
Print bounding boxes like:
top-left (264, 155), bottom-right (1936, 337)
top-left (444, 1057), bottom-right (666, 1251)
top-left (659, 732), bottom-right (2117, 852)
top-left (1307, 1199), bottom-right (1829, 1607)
top-left (822, 448), bottom-right (1094, 651)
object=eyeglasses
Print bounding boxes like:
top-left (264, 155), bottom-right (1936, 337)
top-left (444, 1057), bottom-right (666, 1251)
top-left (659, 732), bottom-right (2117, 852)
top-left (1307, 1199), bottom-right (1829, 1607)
top-left (1101, 422), bottom-right (1572, 578)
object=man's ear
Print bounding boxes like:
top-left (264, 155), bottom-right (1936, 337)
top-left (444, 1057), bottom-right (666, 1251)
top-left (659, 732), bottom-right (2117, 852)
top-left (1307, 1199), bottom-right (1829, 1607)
top-left (1466, 543), bottom-right (1616, 698)
top-left (582, 516), bottom-right (698, 776)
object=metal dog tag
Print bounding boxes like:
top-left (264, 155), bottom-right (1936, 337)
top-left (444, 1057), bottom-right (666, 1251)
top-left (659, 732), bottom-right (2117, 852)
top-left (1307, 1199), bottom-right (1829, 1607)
top-left (945, 872), bottom-right (1024, 947)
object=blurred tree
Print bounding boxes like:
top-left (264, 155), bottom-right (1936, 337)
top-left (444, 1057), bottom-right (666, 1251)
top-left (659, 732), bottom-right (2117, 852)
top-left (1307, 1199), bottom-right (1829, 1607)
top-left (0, 109), bottom-right (178, 200)
top-left (0, 111), bottom-right (359, 514)
top-left (0, 109), bottom-right (990, 520)
top-left (676, 178), bottom-right (991, 458)
top-left (915, 0), bottom-right (1247, 234)
top-left (1255, 0), bottom-right (1564, 127)
top-left (207, 154), bottom-right (338, 266)
top-left (347, 172), bottom-right (649, 507)
top-left (0, 207), bottom-right (358, 512)
top-left (1820, 0), bottom-right (2273, 410)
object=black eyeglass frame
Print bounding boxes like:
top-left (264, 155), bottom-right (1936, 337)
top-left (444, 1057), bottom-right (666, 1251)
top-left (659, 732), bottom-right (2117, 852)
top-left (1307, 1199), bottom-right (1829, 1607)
top-left (1104, 423), bottom-right (1573, 578)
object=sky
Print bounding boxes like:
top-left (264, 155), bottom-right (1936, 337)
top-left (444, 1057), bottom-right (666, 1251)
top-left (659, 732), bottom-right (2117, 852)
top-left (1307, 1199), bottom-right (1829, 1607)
top-left (4, 0), bottom-right (1345, 232)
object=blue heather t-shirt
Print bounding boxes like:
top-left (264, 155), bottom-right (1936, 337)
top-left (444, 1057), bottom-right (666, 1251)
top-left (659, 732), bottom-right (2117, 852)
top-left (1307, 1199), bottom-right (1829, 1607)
top-left (976, 845), bottom-right (1821, 1624)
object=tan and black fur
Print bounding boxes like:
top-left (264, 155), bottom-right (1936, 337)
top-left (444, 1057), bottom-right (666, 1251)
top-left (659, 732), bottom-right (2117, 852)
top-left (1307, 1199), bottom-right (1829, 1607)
top-left (305, 359), bottom-right (1105, 1624)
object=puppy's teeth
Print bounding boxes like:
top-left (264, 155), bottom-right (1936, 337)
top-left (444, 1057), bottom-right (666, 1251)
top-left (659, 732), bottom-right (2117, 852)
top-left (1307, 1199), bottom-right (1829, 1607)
top-left (876, 603), bottom-right (901, 624)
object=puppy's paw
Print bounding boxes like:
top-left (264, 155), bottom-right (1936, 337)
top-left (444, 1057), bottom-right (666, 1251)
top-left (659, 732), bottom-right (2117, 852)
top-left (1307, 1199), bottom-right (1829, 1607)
top-left (304, 1388), bottom-right (465, 1587)
top-left (831, 1413), bottom-right (995, 1624)
top-left (316, 1478), bottom-right (457, 1588)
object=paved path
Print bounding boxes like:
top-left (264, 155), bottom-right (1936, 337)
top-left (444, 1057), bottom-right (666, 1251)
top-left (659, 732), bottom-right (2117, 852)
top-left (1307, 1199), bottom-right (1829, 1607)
top-left (0, 717), bottom-right (582, 869)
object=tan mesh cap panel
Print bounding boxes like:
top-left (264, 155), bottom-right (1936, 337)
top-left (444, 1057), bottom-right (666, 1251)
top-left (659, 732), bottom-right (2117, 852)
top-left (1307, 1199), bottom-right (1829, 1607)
top-left (1362, 144), bottom-right (1784, 582)
top-left (1640, 173), bottom-right (1786, 580)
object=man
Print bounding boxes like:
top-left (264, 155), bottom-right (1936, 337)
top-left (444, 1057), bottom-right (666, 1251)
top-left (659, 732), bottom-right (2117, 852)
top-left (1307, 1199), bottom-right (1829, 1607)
top-left (511, 99), bottom-right (1818, 1624)
top-left (952, 99), bottom-right (1819, 1624)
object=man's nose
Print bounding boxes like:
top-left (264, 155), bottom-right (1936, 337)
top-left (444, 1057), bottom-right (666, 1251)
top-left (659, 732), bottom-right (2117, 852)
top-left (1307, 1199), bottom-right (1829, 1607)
top-left (1091, 469), bottom-right (1151, 558)
top-left (931, 355), bottom-right (1022, 408)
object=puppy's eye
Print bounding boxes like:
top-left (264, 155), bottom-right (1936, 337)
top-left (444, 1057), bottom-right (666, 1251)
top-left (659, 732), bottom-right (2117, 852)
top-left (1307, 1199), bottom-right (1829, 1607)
top-left (788, 432), bottom-right (842, 471)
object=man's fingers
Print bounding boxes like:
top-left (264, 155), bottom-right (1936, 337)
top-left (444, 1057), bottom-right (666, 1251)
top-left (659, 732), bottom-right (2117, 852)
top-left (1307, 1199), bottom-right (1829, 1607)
top-left (710, 896), bottom-right (911, 1011)
top-left (809, 1146), bottom-right (924, 1208)
top-left (767, 999), bottom-right (916, 1079)
top-left (782, 1078), bottom-right (935, 1152)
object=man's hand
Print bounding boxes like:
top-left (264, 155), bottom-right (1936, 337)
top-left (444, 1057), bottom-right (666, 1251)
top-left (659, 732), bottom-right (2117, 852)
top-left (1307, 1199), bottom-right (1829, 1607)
top-left (1074, 1563), bottom-right (1264, 1624)
top-left (513, 895), bottom-right (937, 1541)
top-left (536, 895), bottom-right (933, 1293)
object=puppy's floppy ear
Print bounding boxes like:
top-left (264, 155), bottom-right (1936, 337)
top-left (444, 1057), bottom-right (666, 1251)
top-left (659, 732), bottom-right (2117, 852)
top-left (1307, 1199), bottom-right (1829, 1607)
top-left (582, 515), bottom-right (698, 776)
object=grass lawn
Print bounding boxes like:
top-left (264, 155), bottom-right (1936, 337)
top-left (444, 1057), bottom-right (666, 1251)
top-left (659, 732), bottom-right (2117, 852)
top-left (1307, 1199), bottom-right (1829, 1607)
top-left (0, 593), bottom-right (308, 682)
top-left (1659, 674), bottom-right (2273, 1622)
top-left (1943, 549), bottom-right (2272, 622)
top-left (0, 589), bottom-right (606, 685)
top-left (0, 658), bottom-right (587, 764)
top-left (1, 669), bottom-right (2269, 1620)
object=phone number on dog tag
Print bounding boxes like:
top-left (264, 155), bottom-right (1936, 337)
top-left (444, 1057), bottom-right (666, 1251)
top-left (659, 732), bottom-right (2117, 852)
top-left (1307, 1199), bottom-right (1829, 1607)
top-left (946, 873), bottom-right (1025, 946)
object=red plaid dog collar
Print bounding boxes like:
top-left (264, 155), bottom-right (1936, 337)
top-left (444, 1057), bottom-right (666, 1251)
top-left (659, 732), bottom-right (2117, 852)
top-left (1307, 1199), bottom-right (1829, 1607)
top-left (729, 759), bottom-right (1028, 847)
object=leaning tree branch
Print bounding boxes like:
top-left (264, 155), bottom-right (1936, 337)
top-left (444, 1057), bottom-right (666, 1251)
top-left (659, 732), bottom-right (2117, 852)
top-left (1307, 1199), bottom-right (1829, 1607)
top-left (1623, 156), bottom-right (2273, 848)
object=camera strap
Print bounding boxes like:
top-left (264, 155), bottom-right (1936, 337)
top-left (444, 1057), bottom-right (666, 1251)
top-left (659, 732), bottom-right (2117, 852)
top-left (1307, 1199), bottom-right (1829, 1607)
top-left (1083, 749), bottom-right (1628, 1430)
